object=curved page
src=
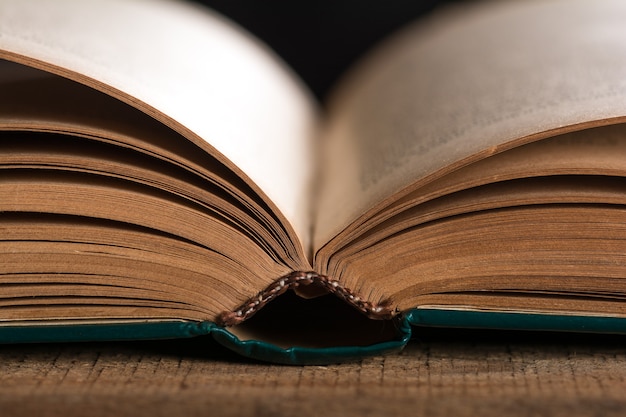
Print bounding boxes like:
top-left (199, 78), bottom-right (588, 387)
top-left (314, 0), bottom-right (626, 251)
top-left (0, 0), bottom-right (318, 252)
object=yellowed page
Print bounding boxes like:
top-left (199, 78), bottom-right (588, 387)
top-left (314, 0), bottom-right (626, 250)
top-left (0, 0), bottom-right (317, 251)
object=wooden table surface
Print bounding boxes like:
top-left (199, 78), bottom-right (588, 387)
top-left (1, 328), bottom-right (626, 417)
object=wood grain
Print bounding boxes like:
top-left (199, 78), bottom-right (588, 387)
top-left (1, 329), bottom-right (626, 416)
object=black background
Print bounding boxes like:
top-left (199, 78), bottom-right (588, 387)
top-left (191, 0), bottom-right (460, 100)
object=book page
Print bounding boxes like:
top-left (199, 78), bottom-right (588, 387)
top-left (0, 0), bottom-right (318, 252)
top-left (314, 0), bottom-right (626, 251)
top-left (317, 124), bottom-right (626, 267)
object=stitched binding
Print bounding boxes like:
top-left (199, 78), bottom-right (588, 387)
top-left (217, 271), bottom-right (397, 326)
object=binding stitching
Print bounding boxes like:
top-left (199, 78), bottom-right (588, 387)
top-left (217, 271), bottom-right (397, 326)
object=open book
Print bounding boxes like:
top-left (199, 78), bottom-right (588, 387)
top-left (2, 0), bottom-right (626, 364)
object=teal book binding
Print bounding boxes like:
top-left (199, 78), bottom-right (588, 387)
top-left (0, 318), bottom-right (411, 365)
top-left (406, 309), bottom-right (626, 334)
top-left (0, 321), bottom-right (215, 344)
top-left (210, 319), bottom-right (412, 365)
top-left (2, 309), bottom-right (626, 365)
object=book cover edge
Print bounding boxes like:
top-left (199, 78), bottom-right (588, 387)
top-left (406, 308), bottom-right (626, 334)
top-left (0, 321), bottom-right (215, 344)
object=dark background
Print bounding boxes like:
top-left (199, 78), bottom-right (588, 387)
top-left (191, 0), bottom-right (460, 101)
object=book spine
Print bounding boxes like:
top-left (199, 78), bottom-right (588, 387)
top-left (211, 317), bottom-right (412, 365)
